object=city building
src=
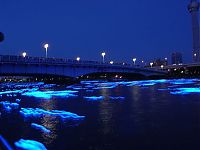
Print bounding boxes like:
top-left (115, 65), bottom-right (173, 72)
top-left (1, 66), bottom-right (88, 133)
top-left (188, 0), bottom-right (200, 62)
top-left (153, 58), bottom-right (168, 66)
top-left (171, 52), bottom-right (183, 65)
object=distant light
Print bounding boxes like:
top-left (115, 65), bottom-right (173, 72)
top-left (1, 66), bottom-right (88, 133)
top-left (110, 61), bottom-right (114, 64)
top-left (43, 43), bottom-right (49, 58)
top-left (142, 61), bottom-right (144, 63)
top-left (44, 44), bottom-right (49, 49)
top-left (161, 65), bottom-right (164, 69)
top-left (132, 58), bottom-right (136, 62)
top-left (101, 52), bottom-right (106, 57)
top-left (194, 53), bottom-right (197, 57)
top-left (132, 58), bottom-right (136, 65)
top-left (76, 57), bottom-right (80, 61)
top-left (123, 62), bottom-right (125, 65)
top-left (150, 62), bottom-right (153, 68)
top-left (165, 57), bottom-right (168, 60)
top-left (101, 52), bottom-right (106, 63)
top-left (178, 63), bottom-right (183, 65)
top-left (22, 52), bottom-right (27, 58)
top-left (172, 64), bottom-right (176, 66)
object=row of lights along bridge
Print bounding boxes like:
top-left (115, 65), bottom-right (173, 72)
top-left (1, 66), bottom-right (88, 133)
top-left (21, 43), bottom-right (166, 68)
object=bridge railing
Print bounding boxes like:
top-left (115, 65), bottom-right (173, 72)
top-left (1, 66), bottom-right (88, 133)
top-left (0, 55), bottom-right (133, 67)
top-left (0, 55), bottom-right (167, 74)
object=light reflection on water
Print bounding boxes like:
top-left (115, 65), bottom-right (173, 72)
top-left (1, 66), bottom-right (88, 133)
top-left (1, 79), bottom-right (200, 150)
top-left (39, 98), bottom-right (58, 145)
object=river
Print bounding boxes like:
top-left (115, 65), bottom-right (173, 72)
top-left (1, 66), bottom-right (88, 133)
top-left (0, 79), bottom-right (200, 150)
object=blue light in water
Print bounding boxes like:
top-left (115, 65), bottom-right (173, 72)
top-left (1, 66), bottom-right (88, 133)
top-left (109, 96), bottom-right (125, 100)
top-left (14, 139), bottom-right (47, 150)
top-left (31, 123), bottom-right (51, 134)
top-left (0, 101), bottom-right (19, 112)
top-left (86, 90), bottom-right (94, 92)
top-left (20, 108), bottom-right (85, 122)
top-left (170, 87), bottom-right (200, 95)
top-left (0, 135), bottom-right (13, 150)
top-left (83, 96), bottom-right (104, 101)
top-left (15, 99), bottom-right (21, 103)
top-left (22, 90), bottom-right (78, 99)
top-left (169, 79), bottom-right (198, 85)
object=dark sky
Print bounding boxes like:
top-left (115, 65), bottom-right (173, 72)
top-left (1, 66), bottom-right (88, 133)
top-left (0, 0), bottom-right (194, 64)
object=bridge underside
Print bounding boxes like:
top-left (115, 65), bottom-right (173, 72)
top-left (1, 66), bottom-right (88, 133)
top-left (0, 62), bottom-right (166, 79)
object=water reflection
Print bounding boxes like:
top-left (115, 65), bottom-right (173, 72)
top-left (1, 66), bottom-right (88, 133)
top-left (39, 98), bottom-right (58, 145)
top-left (99, 88), bottom-right (115, 135)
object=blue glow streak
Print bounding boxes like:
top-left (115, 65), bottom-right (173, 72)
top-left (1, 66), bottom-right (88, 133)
top-left (14, 139), bottom-right (47, 150)
top-left (0, 135), bottom-right (13, 150)
top-left (83, 96), bottom-right (104, 101)
top-left (0, 101), bottom-right (19, 112)
top-left (109, 96), bottom-right (125, 100)
top-left (170, 87), bottom-right (200, 95)
top-left (86, 90), bottom-right (94, 92)
top-left (20, 108), bottom-right (85, 122)
top-left (22, 90), bottom-right (78, 99)
top-left (169, 79), bottom-right (200, 85)
top-left (31, 123), bottom-right (51, 134)
top-left (15, 99), bottom-right (21, 103)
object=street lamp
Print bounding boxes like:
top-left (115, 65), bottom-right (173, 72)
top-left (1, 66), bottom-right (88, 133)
top-left (161, 65), bottom-right (164, 69)
top-left (44, 43), bottom-right (49, 58)
top-left (101, 52), bottom-right (106, 63)
top-left (110, 61), bottom-right (114, 64)
top-left (76, 57), bottom-right (80, 62)
top-left (150, 62), bottom-right (153, 68)
top-left (22, 52), bottom-right (27, 58)
top-left (132, 58), bottom-right (136, 65)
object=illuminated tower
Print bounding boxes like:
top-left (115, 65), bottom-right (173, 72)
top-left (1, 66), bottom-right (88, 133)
top-left (188, 0), bottom-right (200, 62)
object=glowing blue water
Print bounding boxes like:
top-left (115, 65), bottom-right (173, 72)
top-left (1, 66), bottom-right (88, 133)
top-left (20, 108), bottom-right (85, 121)
top-left (31, 123), bottom-right (51, 134)
top-left (0, 101), bottom-right (19, 112)
top-left (1, 79), bottom-right (200, 150)
top-left (21, 90), bottom-right (78, 99)
top-left (83, 96), bottom-right (104, 101)
top-left (15, 139), bottom-right (47, 150)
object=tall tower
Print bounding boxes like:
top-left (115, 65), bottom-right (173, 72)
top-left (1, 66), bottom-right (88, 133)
top-left (188, 0), bottom-right (200, 62)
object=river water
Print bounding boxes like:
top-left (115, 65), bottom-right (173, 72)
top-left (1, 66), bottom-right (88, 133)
top-left (0, 79), bottom-right (200, 150)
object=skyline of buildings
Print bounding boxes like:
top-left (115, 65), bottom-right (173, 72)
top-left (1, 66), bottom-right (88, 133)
top-left (171, 52), bottom-right (183, 65)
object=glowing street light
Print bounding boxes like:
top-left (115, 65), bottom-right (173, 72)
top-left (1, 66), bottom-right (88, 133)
top-left (132, 58), bottom-right (136, 65)
top-left (44, 43), bottom-right (49, 58)
top-left (194, 53), bottom-right (197, 57)
top-left (76, 57), bottom-right (80, 61)
top-left (110, 61), bottom-right (114, 64)
top-left (101, 52), bottom-right (106, 63)
top-left (161, 65), bottom-right (164, 69)
top-left (150, 62), bottom-right (153, 68)
top-left (22, 52), bottom-right (27, 58)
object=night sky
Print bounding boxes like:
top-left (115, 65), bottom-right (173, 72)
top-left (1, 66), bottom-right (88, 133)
top-left (0, 0), bottom-right (194, 64)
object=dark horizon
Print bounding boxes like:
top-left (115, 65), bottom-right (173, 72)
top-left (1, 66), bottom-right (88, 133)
top-left (0, 0), bottom-right (194, 64)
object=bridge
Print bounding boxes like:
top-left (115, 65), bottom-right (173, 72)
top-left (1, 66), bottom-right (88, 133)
top-left (0, 55), bottom-right (166, 79)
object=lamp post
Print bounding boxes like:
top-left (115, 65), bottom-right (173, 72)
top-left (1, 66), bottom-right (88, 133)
top-left (150, 62), bottom-right (153, 68)
top-left (132, 58), bottom-right (136, 65)
top-left (101, 52), bottom-right (106, 63)
top-left (44, 43), bottom-right (49, 58)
